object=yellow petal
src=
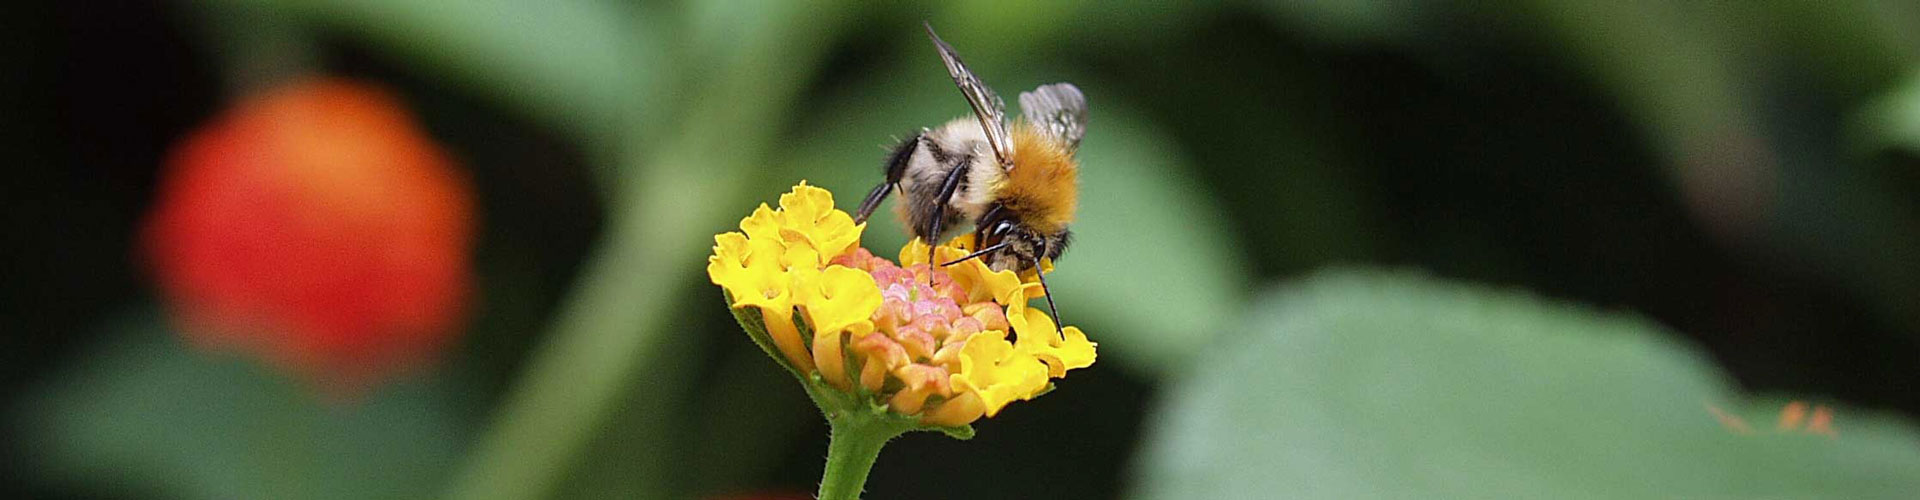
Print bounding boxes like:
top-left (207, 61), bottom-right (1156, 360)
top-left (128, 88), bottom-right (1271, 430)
top-left (955, 331), bottom-right (1013, 376)
top-left (945, 256), bottom-right (1025, 305)
top-left (782, 243), bottom-right (824, 271)
top-left (1016, 257), bottom-right (1056, 285)
top-left (811, 211), bottom-right (862, 259)
top-left (710, 230), bottom-right (815, 372)
top-left (770, 182), bottom-right (865, 261)
top-left (921, 391), bottom-right (985, 427)
top-left (859, 355), bottom-right (890, 393)
top-left (973, 358), bottom-right (1049, 417)
top-left (778, 181), bottom-right (835, 225)
top-left (780, 218), bottom-right (863, 265)
top-left (709, 251), bottom-right (786, 313)
top-left (1009, 308), bottom-right (1051, 347)
top-left (813, 329), bottom-right (851, 390)
top-left (950, 331), bottom-right (1051, 417)
top-left (740, 203), bottom-right (781, 241)
top-left (1001, 287), bottom-right (1037, 334)
top-left (764, 308), bottom-right (815, 373)
top-left (796, 266), bottom-right (883, 336)
top-left (1026, 326), bottom-right (1097, 378)
top-left (899, 238), bottom-right (933, 267)
top-left (711, 232), bottom-right (751, 263)
top-left (817, 318), bottom-right (878, 391)
top-left (1001, 292), bottom-right (1096, 378)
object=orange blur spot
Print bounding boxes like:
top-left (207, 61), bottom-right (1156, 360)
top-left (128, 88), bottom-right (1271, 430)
top-left (143, 78), bottom-right (476, 393)
top-left (1777, 401), bottom-right (1809, 431)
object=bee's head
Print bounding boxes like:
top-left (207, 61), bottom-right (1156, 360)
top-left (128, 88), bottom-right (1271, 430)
top-left (951, 204), bottom-right (1072, 335)
top-left (969, 215), bottom-right (1073, 335)
top-left (977, 217), bottom-right (1071, 273)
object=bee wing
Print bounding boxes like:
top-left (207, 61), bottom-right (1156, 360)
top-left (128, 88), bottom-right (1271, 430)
top-left (1019, 83), bottom-right (1088, 152)
top-left (925, 22), bottom-right (1014, 167)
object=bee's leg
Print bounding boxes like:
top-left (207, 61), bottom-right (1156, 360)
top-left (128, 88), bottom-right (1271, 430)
top-left (855, 132), bottom-right (923, 224)
top-left (926, 161), bottom-right (971, 282)
top-left (939, 240), bottom-right (1010, 266)
top-left (853, 184), bottom-right (892, 225)
top-left (1032, 254), bottom-right (1065, 336)
top-left (972, 204), bottom-right (1003, 248)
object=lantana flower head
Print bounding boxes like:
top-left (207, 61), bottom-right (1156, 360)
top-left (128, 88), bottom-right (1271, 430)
top-left (707, 182), bottom-right (1094, 428)
top-left (143, 78), bottom-right (476, 391)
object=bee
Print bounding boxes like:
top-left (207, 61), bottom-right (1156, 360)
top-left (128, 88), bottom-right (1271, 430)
top-left (853, 23), bottom-right (1087, 329)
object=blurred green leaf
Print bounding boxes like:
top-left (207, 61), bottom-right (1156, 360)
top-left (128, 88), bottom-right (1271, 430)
top-left (1856, 71), bottom-right (1920, 157)
top-left (936, 0), bottom-right (1206, 54)
top-left (794, 61), bottom-right (1248, 374)
top-left (1761, 69), bottom-right (1920, 341)
top-left (16, 307), bottom-right (466, 500)
top-left (211, 0), bottom-right (661, 142)
top-left (677, 345), bottom-right (817, 497)
top-left (1736, 2), bottom-right (1916, 95)
top-left (1506, 0), bottom-right (1753, 154)
top-left (1133, 269), bottom-right (1920, 499)
top-left (1258, 0), bottom-right (1433, 46)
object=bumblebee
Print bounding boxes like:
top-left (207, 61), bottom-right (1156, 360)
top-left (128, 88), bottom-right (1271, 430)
top-left (853, 23), bottom-right (1087, 327)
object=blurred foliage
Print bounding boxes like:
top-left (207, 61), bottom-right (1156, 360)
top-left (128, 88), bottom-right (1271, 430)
top-left (1134, 270), bottom-right (1920, 499)
top-left (9, 0), bottom-right (1920, 499)
top-left (1858, 71), bottom-right (1920, 156)
top-left (20, 308), bottom-right (466, 500)
top-left (209, 0), bottom-right (661, 149)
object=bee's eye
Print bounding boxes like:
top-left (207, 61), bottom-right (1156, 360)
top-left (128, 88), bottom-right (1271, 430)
top-left (995, 221), bottom-right (1015, 236)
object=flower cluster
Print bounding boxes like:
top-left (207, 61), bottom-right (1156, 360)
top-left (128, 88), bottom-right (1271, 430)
top-left (144, 78), bottom-right (475, 391)
top-left (707, 182), bottom-right (1094, 427)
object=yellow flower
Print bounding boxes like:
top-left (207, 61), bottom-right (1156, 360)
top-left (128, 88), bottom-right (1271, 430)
top-left (709, 182), bottom-right (1097, 428)
top-left (709, 230), bottom-right (808, 372)
top-left (777, 186), bottom-right (862, 261)
top-left (1004, 284), bottom-right (1097, 378)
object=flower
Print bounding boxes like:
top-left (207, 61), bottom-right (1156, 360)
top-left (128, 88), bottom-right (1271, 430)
top-left (708, 182), bottom-right (1095, 427)
top-left (142, 78), bottom-right (476, 391)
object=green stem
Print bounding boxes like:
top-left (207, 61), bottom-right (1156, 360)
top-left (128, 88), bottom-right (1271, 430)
top-left (817, 413), bottom-right (909, 500)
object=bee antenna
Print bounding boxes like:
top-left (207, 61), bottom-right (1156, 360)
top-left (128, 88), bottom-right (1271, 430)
top-left (939, 241), bottom-right (1011, 267)
top-left (1032, 254), bottom-right (1064, 336)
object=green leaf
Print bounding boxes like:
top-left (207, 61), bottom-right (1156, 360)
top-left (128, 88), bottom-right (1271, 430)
top-left (14, 307), bottom-right (466, 500)
top-left (1855, 70), bottom-right (1920, 157)
top-left (794, 67), bottom-right (1248, 374)
top-left (212, 0), bottom-right (661, 140)
top-left (1133, 269), bottom-right (1920, 499)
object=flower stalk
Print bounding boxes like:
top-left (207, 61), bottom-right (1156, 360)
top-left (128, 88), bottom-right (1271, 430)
top-left (817, 407), bottom-right (910, 500)
top-left (801, 361), bottom-right (969, 500)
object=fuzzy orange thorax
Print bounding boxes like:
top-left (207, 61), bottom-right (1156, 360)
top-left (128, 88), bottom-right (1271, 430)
top-left (997, 125), bottom-right (1079, 233)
